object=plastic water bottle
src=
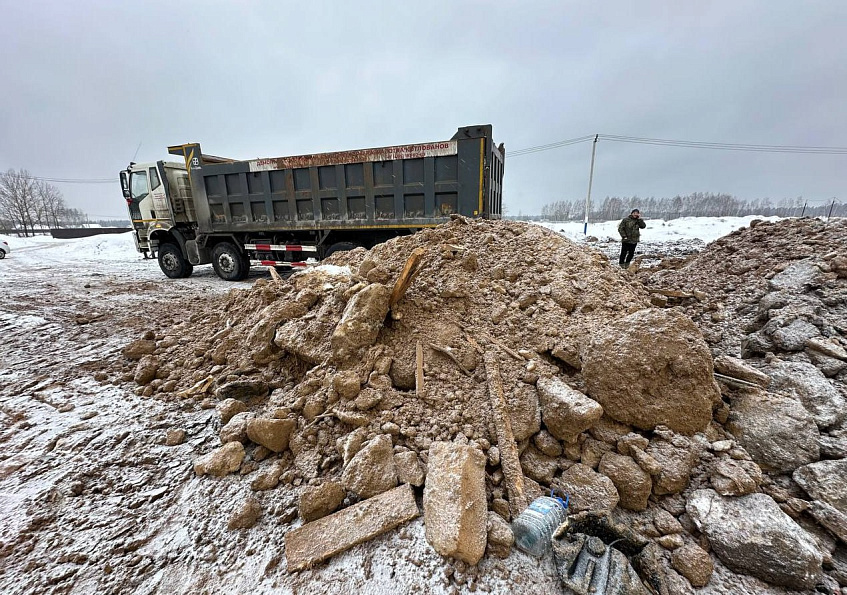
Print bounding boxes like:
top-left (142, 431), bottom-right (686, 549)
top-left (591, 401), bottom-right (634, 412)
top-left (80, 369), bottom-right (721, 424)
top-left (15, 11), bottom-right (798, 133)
top-left (512, 490), bottom-right (569, 557)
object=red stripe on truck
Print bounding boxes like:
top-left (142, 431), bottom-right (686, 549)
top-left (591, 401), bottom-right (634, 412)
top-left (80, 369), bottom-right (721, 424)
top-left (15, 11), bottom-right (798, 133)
top-left (255, 244), bottom-right (272, 251)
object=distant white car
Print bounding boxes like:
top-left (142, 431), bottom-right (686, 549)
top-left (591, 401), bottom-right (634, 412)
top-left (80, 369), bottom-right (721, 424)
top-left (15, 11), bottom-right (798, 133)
top-left (0, 240), bottom-right (9, 258)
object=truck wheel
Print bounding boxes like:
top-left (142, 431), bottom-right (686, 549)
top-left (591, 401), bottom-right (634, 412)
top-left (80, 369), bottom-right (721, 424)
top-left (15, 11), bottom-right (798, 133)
top-left (324, 242), bottom-right (360, 257)
top-left (212, 242), bottom-right (249, 281)
top-left (158, 243), bottom-right (193, 278)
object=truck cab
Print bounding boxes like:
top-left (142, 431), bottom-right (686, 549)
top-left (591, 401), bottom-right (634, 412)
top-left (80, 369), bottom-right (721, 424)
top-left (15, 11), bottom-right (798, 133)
top-left (120, 161), bottom-right (199, 276)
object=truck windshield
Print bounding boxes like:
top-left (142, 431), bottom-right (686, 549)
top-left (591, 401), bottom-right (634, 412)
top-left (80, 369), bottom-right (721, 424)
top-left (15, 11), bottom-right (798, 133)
top-left (130, 171), bottom-right (149, 201)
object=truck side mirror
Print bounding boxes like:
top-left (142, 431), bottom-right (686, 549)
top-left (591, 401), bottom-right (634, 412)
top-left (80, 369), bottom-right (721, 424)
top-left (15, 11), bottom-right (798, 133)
top-left (120, 171), bottom-right (131, 199)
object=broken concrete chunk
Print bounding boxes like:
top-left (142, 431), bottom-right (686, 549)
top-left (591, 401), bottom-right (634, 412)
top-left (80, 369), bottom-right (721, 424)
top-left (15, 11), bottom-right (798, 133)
top-left (216, 379), bottom-right (269, 400)
top-left (581, 309), bottom-right (719, 435)
top-left (194, 442), bottom-right (245, 477)
top-left (246, 418), bottom-right (296, 453)
top-left (134, 355), bottom-right (158, 385)
top-left (671, 543), bottom-right (714, 588)
top-left (331, 283), bottom-right (391, 362)
top-left (341, 434), bottom-right (398, 499)
top-left (164, 429), bottom-right (186, 446)
top-left (299, 481), bottom-right (346, 522)
top-left (645, 432), bottom-right (697, 496)
top-left (123, 339), bottom-right (156, 361)
top-left (806, 500), bottom-right (847, 543)
top-left (220, 412), bottom-right (254, 444)
top-left (805, 337), bottom-right (847, 361)
top-left (332, 370), bottom-right (361, 399)
top-left (726, 389), bottom-right (819, 474)
top-left (423, 442), bottom-right (487, 565)
top-left (251, 460), bottom-right (286, 491)
top-left (486, 511), bottom-right (514, 558)
top-left (533, 430), bottom-right (563, 457)
top-left (554, 463), bottom-right (619, 513)
top-left (216, 398), bottom-right (248, 425)
top-left (598, 452), bottom-right (651, 511)
top-left (536, 377), bottom-right (603, 442)
top-left (227, 496), bottom-right (262, 530)
top-left (686, 489), bottom-right (823, 590)
top-left (709, 458), bottom-right (762, 496)
top-left (394, 451), bottom-right (425, 487)
top-left (284, 483), bottom-right (419, 572)
top-left (519, 446), bottom-right (558, 485)
top-left (792, 459), bottom-right (847, 514)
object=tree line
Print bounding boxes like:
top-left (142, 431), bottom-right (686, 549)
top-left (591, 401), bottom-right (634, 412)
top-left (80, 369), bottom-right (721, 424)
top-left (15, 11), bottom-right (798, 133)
top-left (0, 169), bottom-right (91, 236)
top-left (535, 192), bottom-right (845, 221)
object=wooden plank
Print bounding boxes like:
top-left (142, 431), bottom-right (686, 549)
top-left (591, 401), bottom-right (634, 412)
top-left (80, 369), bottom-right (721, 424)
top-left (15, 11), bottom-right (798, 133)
top-left (415, 340), bottom-right (424, 396)
top-left (483, 351), bottom-right (528, 518)
top-left (389, 247), bottom-right (425, 307)
top-left (284, 483), bottom-right (419, 572)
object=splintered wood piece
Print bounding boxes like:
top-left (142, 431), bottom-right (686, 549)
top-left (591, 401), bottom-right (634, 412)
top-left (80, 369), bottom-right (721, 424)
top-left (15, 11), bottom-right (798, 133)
top-left (268, 266), bottom-right (283, 283)
top-left (176, 375), bottom-right (215, 399)
top-left (647, 288), bottom-right (695, 299)
top-left (428, 343), bottom-right (471, 376)
top-left (284, 484), bottom-right (419, 572)
top-left (389, 248), bottom-right (426, 307)
top-left (483, 351), bottom-right (528, 518)
top-left (416, 340), bottom-right (424, 397)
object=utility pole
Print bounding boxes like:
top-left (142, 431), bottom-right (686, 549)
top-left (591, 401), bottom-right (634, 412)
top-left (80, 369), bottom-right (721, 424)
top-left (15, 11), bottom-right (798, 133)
top-left (827, 199), bottom-right (836, 221)
top-left (584, 134), bottom-right (599, 235)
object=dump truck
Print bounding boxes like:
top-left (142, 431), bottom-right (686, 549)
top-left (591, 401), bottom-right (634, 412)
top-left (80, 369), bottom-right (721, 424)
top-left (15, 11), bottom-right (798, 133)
top-left (120, 125), bottom-right (504, 280)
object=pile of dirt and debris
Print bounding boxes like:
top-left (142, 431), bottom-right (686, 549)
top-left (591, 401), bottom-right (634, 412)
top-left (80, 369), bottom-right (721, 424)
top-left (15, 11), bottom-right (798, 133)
top-left (107, 217), bottom-right (847, 594)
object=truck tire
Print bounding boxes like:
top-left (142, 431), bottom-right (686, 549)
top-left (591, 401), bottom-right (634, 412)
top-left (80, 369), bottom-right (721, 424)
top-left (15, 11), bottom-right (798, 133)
top-left (324, 242), bottom-right (360, 257)
top-left (212, 241), bottom-right (249, 281)
top-left (158, 243), bottom-right (193, 278)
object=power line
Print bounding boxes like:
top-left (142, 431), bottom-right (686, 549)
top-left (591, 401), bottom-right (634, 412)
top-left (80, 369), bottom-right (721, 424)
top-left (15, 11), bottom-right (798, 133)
top-left (510, 134), bottom-right (847, 156)
top-left (599, 134), bottom-right (847, 154)
top-left (16, 131), bottom-right (847, 181)
top-left (31, 176), bottom-right (115, 184)
top-left (509, 135), bottom-right (595, 156)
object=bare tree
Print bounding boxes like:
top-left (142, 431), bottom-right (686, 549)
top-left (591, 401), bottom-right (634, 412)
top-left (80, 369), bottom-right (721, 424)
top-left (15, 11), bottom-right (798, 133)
top-left (0, 169), bottom-right (37, 236)
top-left (36, 181), bottom-right (66, 228)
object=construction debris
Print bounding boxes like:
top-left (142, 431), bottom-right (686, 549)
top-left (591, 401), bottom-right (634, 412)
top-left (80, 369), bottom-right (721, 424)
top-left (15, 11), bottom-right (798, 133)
top-left (102, 217), bottom-right (847, 593)
top-left (284, 483), bottom-right (419, 572)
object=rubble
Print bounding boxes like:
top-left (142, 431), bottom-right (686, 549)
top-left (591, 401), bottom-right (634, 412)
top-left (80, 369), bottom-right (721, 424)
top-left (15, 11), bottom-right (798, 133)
top-left (284, 483), bottom-right (419, 572)
top-left (793, 460), bottom-right (847, 514)
top-left (581, 308), bottom-right (720, 435)
top-left (193, 441), bottom-right (246, 476)
top-left (687, 489), bottom-right (823, 589)
top-left (100, 217), bottom-right (847, 591)
top-left (423, 442), bottom-right (488, 565)
top-left (341, 434), bottom-right (398, 499)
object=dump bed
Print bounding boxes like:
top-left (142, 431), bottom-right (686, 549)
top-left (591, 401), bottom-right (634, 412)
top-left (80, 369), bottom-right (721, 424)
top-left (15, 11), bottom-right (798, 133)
top-left (168, 125), bottom-right (503, 235)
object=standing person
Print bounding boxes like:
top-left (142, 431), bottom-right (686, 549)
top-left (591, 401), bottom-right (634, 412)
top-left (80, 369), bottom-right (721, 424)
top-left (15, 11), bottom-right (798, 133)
top-left (617, 209), bottom-right (646, 268)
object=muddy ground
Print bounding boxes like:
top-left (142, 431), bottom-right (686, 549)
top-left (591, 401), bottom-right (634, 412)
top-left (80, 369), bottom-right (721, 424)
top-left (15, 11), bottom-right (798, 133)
top-left (0, 236), bottom-right (565, 594)
top-left (0, 226), bottom-right (842, 595)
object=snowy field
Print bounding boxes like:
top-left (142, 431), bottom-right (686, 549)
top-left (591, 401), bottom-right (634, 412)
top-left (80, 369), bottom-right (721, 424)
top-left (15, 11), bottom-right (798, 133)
top-left (535, 215), bottom-right (785, 244)
top-left (0, 216), bottom-right (785, 275)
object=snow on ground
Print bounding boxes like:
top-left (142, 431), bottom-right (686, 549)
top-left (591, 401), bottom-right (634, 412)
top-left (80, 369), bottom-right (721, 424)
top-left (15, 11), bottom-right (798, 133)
top-left (0, 216), bottom-right (785, 274)
top-left (534, 215), bottom-right (785, 244)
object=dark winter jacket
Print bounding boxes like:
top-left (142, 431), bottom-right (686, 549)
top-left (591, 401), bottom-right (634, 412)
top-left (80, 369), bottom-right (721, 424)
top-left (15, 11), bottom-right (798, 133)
top-left (618, 215), bottom-right (646, 243)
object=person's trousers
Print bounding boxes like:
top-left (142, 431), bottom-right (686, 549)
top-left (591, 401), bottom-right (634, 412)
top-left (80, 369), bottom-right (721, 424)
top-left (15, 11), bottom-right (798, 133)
top-left (620, 242), bottom-right (637, 264)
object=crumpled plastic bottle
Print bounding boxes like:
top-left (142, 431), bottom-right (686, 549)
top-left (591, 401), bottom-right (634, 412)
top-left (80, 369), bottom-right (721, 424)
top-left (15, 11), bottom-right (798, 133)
top-left (512, 489), bottom-right (570, 557)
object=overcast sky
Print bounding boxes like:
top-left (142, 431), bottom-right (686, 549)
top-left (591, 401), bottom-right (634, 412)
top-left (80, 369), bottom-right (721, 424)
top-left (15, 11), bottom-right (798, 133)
top-left (1, 0), bottom-right (844, 218)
